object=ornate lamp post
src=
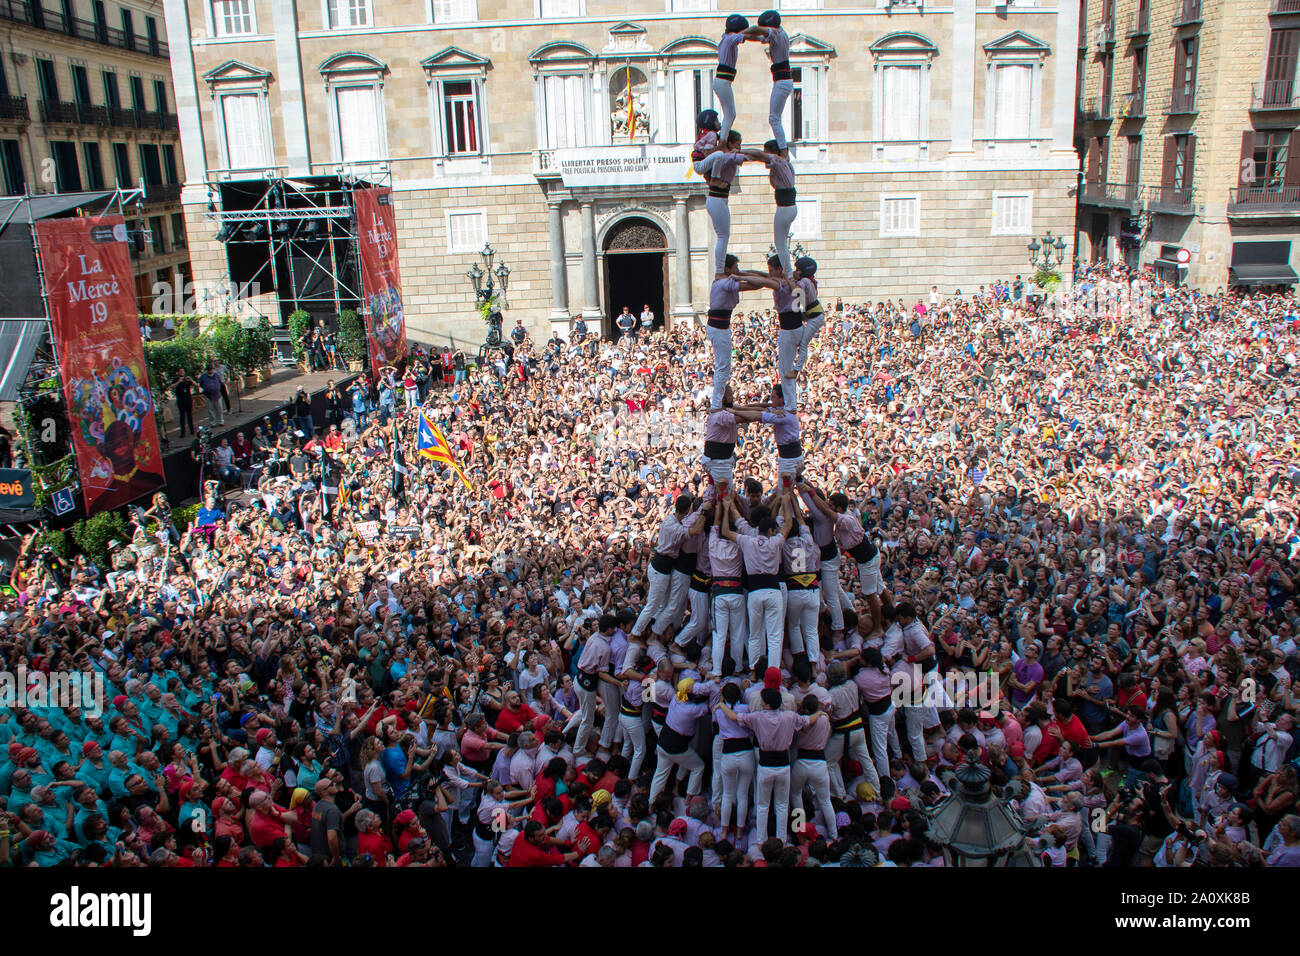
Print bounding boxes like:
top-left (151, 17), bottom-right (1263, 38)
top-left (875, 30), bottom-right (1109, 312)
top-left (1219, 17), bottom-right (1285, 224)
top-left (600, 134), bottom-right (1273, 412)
top-left (928, 756), bottom-right (1042, 867)
top-left (1027, 231), bottom-right (1068, 271)
top-left (466, 242), bottom-right (510, 353)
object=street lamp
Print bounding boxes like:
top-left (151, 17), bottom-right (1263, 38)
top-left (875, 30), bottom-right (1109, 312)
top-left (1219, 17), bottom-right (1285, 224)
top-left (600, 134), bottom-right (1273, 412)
top-left (466, 242), bottom-right (510, 350)
top-left (928, 756), bottom-right (1041, 867)
top-left (1027, 231), bottom-right (1068, 271)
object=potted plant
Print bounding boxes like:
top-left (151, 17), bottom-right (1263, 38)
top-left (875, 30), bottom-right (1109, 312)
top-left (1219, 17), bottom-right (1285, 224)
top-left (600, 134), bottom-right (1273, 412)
top-left (287, 310), bottom-right (312, 371)
top-left (339, 309), bottom-right (366, 372)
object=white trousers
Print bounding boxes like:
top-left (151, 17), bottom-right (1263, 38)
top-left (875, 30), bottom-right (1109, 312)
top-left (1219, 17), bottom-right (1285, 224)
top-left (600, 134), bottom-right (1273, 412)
top-left (720, 747), bottom-right (757, 829)
top-left (675, 586), bottom-right (711, 648)
top-left (785, 586), bottom-right (820, 665)
top-left (777, 325), bottom-right (801, 410)
top-left (796, 311), bottom-right (826, 373)
top-left (598, 678), bottom-right (621, 749)
top-left (713, 77), bottom-right (737, 140)
top-left (791, 757), bottom-right (838, 841)
top-left (705, 195), bottom-right (731, 276)
top-left (471, 830), bottom-right (496, 868)
top-left (856, 553), bottom-right (884, 596)
top-left (649, 742), bottom-right (706, 802)
top-left (746, 588), bottom-right (784, 668)
top-left (569, 683), bottom-right (599, 752)
top-left (773, 203), bottom-right (798, 275)
top-left (711, 591), bottom-right (748, 676)
top-left (701, 454), bottom-right (736, 485)
top-left (706, 324), bottom-right (732, 410)
top-left (867, 705), bottom-right (894, 780)
top-left (665, 569), bottom-right (691, 630)
top-left (826, 725), bottom-right (880, 798)
top-left (619, 710), bottom-right (648, 778)
top-left (819, 554), bottom-right (848, 631)
top-left (632, 565), bottom-right (674, 636)
top-left (903, 706), bottom-right (928, 762)
top-left (755, 763), bottom-right (792, 842)
top-left (769, 79), bottom-right (794, 150)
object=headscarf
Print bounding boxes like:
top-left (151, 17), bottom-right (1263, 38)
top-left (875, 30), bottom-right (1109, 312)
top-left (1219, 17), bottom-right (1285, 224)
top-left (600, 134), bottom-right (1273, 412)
top-left (676, 677), bottom-right (696, 702)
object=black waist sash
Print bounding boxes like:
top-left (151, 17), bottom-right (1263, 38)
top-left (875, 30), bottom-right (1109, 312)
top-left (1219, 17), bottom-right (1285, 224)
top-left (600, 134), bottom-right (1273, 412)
top-left (651, 552), bottom-right (676, 574)
top-left (716, 63), bottom-right (737, 82)
top-left (690, 571), bottom-right (712, 593)
top-left (778, 440), bottom-right (803, 459)
top-left (722, 736), bottom-right (753, 754)
top-left (865, 696), bottom-right (893, 716)
top-left (674, 550), bottom-right (698, 574)
top-left (712, 577), bottom-right (743, 595)
top-left (771, 60), bottom-right (792, 81)
top-left (707, 309), bottom-right (733, 329)
top-left (849, 538), bottom-right (878, 563)
top-left (703, 440), bottom-right (736, 459)
top-left (759, 749), bottom-right (790, 767)
top-left (819, 541), bottom-right (840, 562)
top-left (774, 187), bottom-right (797, 207)
top-left (658, 725), bottom-right (692, 755)
top-left (778, 311), bottom-right (803, 330)
top-left (746, 573), bottom-right (780, 591)
top-left (797, 747), bottom-right (826, 761)
top-left (707, 181), bottom-right (732, 200)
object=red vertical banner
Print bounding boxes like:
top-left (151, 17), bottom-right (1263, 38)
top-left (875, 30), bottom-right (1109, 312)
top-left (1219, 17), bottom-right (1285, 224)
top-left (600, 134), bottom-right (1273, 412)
top-left (353, 186), bottom-right (408, 372)
top-left (33, 215), bottom-right (165, 515)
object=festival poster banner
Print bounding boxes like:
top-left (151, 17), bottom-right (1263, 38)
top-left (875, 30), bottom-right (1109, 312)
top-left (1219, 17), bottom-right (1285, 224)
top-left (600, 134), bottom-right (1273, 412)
top-left (353, 187), bottom-right (408, 372)
top-left (33, 215), bottom-right (165, 515)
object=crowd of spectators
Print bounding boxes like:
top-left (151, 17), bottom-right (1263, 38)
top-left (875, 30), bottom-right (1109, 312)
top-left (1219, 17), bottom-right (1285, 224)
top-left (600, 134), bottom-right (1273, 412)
top-left (1, 262), bottom-right (1298, 868)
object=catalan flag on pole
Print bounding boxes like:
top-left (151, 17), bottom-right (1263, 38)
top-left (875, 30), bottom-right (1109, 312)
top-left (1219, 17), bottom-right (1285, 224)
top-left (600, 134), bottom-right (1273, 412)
top-left (417, 409), bottom-right (472, 490)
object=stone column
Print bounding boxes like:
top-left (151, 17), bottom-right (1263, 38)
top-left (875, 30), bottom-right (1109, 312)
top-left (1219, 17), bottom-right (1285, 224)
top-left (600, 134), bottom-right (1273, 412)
top-left (671, 197), bottom-right (694, 327)
top-left (1053, 0), bottom-right (1081, 154)
top-left (950, 0), bottom-right (976, 154)
top-left (548, 199), bottom-right (569, 333)
top-left (270, 0), bottom-right (311, 174)
top-left (580, 200), bottom-right (602, 322)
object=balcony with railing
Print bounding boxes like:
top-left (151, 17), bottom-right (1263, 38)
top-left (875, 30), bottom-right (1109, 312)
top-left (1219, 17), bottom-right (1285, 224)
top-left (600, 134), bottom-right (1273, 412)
top-left (106, 107), bottom-right (178, 132)
top-left (0, 1), bottom-right (167, 58)
top-left (1169, 87), bottom-right (1197, 114)
top-left (1081, 180), bottom-right (1142, 211)
top-left (1273, 0), bottom-right (1300, 14)
top-left (1126, 6), bottom-right (1150, 37)
top-left (1173, 0), bottom-right (1203, 26)
top-left (146, 183), bottom-right (182, 204)
top-left (1118, 91), bottom-right (1145, 119)
top-left (1146, 184), bottom-right (1196, 214)
top-left (1253, 81), bottom-right (1300, 110)
top-left (38, 100), bottom-right (112, 126)
top-left (1080, 90), bottom-right (1113, 121)
top-left (1228, 185), bottom-right (1300, 215)
top-left (0, 94), bottom-right (29, 121)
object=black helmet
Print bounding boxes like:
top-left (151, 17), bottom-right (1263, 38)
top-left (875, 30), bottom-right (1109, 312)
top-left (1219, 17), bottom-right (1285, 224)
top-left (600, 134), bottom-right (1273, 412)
top-left (795, 256), bottom-right (817, 277)
top-left (757, 9), bottom-right (781, 27)
top-left (725, 13), bottom-right (749, 32)
top-left (696, 108), bottom-right (720, 133)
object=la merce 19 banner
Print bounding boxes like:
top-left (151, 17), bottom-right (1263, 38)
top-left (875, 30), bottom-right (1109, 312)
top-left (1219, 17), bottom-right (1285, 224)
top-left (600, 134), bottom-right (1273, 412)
top-left (353, 186), bottom-right (408, 372)
top-left (33, 215), bottom-right (164, 515)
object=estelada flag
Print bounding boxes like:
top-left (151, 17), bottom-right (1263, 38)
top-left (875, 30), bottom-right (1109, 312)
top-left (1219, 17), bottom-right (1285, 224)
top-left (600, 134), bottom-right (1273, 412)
top-left (417, 410), bottom-right (472, 490)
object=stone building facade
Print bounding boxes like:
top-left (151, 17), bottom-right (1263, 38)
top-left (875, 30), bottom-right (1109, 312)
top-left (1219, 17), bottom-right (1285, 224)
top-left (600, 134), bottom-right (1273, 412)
top-left (1076, 0), bottom-right (1300, 289)
top-left (1, 0), bottom-right (192, 310)
top-left (165, 0), bottom-right (1081, 347)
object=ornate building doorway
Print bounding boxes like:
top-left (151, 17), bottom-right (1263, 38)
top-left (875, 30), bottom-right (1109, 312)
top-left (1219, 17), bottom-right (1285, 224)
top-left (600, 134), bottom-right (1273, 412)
top-left (602, 216), bottom-right (667, 339)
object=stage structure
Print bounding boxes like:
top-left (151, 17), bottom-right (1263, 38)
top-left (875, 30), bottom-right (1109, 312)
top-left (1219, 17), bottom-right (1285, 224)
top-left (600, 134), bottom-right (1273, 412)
top-left (203, 172), bottom-right (393, 351)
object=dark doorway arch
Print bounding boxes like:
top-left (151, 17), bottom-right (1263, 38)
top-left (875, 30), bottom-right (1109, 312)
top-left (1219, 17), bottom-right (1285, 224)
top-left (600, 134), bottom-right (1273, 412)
top-left (602, 216), bottom-right (667, 341)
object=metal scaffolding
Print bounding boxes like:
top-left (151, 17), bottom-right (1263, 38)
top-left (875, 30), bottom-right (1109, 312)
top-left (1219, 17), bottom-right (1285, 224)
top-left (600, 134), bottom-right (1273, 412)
top-left (202, 172), bottom-right (389, 323)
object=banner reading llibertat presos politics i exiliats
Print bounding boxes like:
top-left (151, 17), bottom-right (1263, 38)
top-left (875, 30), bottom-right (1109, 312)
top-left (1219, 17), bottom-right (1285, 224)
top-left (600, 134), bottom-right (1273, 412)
top-left (33, 215), bottom-right (165, 514)
top-left (353, 187), bottom-right (408, 372)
